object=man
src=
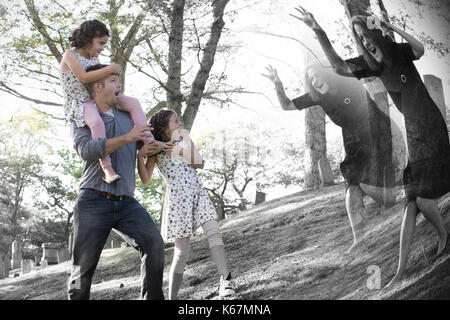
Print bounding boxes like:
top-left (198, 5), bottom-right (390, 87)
top-left (68, 63), bottom-right (167, 300)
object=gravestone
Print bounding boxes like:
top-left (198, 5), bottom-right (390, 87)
top-left (424, 75), bottom-right (446, 123)
top-left (255, 191), bottom-right (266, 205)
top-left (58, 249), bottom-right (70, 263)
top-left (10, 241), bottom-right (22, 270)
top-left (34, 255), bottom-right (41, 267)
top-left (40, 260), bottom-right (48, 269)
top-left (215, 206), bottom-right (225, 220)
top-left (68, 232), bottom-right (74, 257)
top-left (104, 239), bottom-right (112, 249)
top-left (41, 243), bottom-right (59, 265)
top-left (21, 259), bottom-right (32, 275)
top-left (317, 158), bottom-right (334, 187)
top-left (111, 239), bottom-right (121, 249)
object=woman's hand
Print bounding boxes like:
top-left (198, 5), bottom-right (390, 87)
top-left (290, 5), bottom-right (320, 30)
top-left (261, 65), bottom-right (281, 83)
top-left (367, 15), bottom-right (392, 37)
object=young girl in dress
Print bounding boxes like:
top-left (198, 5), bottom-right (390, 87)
top-left (138, 109), bottom-right (236, 299)
top-left (292, 6), bottom-right (450, 286)
top-left (60, 19), bottom-right (154, 183)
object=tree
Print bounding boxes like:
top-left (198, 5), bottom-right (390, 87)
top-left (197, 123), bottom-right (308, 217)
top-left (29, 148), bottom-right (84, 249)
top-left (0, 115), bottom-right (49, 279)
top-left (0, 0), bottom-right (240, 133)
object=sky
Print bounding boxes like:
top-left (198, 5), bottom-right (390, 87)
top-left (1, 0), bottom-right (449, 201)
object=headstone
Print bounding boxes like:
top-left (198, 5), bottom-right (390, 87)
top-left (58, 249), bottom-right (70, 263)
top-left (41, 243), bottom-right (59, 265)
top-left (111, 239), bottom-right (121, 249)
top-left (10, 241), bottom-right (22, 270)
top-left (255, 191), bottom-right (266, 205)
top-left (215, 206), bottom-right (225, 220)
top-left (424, 75), bottom-right (446, 123)
top-left (104, 239), bottom-right (112, 249)
top-left (34, 255), bottom-right (41, 267)
top-left (21, 259), bottom-right (32, 275)
top-left (68, 232), bottom-right (74, 257)
top-left (317, 158), bottom-right (334, 186)
top-left (40, 260), bottom-right (48, 269)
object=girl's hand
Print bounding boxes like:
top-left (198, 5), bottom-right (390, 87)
top-left (109, 63), bottom-right (121, 75)
top-left (162, 142), bottom-right (178, 156)
top-left (290, 6), bottom-right (320, 30)
top-left (261, 65), bottom-right (281, 83)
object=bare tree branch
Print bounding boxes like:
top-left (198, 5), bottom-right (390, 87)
top-left (24, 0), bottom-right (63, 62)
top-left (0, 81), bottom-right (62, 107)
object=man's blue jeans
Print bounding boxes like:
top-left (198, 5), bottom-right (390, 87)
top-left (67, 189), bottom-right (165, 300)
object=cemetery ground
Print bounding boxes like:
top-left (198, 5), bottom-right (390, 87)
top-left (1, 183), bottom-right (449, 300)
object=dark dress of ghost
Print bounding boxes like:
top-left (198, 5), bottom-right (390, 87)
top-left (292, 70), bottom-right (396, 189)
top-left (345, 42), bottom-right (450, 201)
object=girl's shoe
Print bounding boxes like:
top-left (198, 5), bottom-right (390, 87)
top-left (219, 273), bottom-right (236, 297)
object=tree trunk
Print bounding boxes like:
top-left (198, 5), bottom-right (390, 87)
top-left (304, 106), bottom-right (327, 190)
top-left (108, 0), bottom-right (147, 92)
top-left (167, 0), bottom-right (186, 116)
top-left (182, 0), bottom-right (230, 131)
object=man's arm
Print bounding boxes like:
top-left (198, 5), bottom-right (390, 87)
top-left (71, 123), bottom-right (153, 161)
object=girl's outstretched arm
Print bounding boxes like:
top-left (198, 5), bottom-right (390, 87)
top-left (63, 50), bottom-right (121, 83)
top-left (291, 6), bottom-right (354, 77)
top-left (262, 65), bottom-right (297, 110)
top-left (138, 153), bottom-right (157, 185)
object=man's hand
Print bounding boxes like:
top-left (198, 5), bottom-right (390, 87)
top-left (290, 5), bottom-right (320, 30)
top-left (125, 124), bottom-right (153, 143)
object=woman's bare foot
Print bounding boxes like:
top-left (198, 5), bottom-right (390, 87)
top-left (103, 165), bottom-right (121, 184)
top-left (345, 239), bottom-right (365, 254)
top-left (436, 232), bottom-right (450, 257)
top-left (385, 272), bottom-right (403, 288)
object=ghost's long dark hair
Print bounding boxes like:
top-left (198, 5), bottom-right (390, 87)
top-left (351, 15), bottom-right (394, 72)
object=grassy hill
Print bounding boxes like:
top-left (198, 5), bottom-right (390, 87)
top-left (1, 183), bottom-right (449, 300)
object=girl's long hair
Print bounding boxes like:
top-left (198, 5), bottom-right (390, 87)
top-left (350, 15), bottom-right (394, 72)
top-left (148, 109), bottom-right (175, 143)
